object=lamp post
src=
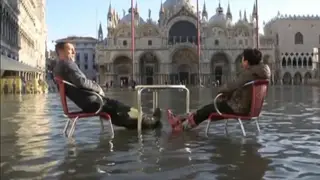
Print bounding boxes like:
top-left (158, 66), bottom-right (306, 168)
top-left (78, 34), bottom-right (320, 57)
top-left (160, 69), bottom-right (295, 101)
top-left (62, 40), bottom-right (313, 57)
top-left (196, 0), bottom-right (202, 86)
top-left (255, 0), bottom-right (259, 49)
top-left (131, 0), bottom-right (135, 84)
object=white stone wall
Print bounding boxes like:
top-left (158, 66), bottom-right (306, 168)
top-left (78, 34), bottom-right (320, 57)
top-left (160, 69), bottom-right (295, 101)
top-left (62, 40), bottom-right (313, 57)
top-left (18, 0), bottom-right (47, 70)
top-left (264, 15), bottom-right (320, 84)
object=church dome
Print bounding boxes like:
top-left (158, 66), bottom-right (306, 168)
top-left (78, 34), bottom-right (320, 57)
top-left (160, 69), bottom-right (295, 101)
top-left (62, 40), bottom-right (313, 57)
top-left (119, 8), bottom-right (145, 25)
top-left (163, 0), bottom-right (194, 10)
top-left (208, 5), bottom-right (227, 27)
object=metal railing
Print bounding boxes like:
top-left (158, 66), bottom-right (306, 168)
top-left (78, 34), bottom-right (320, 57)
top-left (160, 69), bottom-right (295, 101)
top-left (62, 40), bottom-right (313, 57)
top-left (135, 85), bottom-right (190, 133)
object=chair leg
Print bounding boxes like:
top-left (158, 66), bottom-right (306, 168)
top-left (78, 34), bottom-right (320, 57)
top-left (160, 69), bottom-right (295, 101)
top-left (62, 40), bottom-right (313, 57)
top-left (224, 120), bottom-right (229, 134)
top-left (68, 117), bottom-right (79, 138)
top-left (109, 118), bottom-right (114, 138)
top-left (255, 117), bottom-right (261, 133)
top-left (63, 119), bottom-right (71, 136)
top-left (205, 120), bottom-right (211, 136)
top-left (237, 118), bottom-right (246, 136)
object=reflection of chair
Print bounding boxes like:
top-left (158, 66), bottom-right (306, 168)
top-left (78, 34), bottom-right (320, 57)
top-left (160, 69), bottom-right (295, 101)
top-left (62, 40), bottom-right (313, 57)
top-left (54, 76), bottom-right (114, 138)
top-left (206, 80), bottom-right (269, 136)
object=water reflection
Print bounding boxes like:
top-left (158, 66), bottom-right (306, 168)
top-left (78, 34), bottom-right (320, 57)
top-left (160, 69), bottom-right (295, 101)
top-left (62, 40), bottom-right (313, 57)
top-left (0, 86), bottom-right (319, 179)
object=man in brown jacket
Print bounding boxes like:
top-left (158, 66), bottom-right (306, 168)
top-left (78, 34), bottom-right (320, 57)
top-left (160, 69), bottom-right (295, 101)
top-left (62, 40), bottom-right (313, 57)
top-left (168, 48), bottom-right (271, 131)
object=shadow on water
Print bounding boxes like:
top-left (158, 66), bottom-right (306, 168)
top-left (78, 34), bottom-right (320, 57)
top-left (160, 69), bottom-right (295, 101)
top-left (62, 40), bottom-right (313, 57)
top-left (1, 86), bottom-right (320, 180)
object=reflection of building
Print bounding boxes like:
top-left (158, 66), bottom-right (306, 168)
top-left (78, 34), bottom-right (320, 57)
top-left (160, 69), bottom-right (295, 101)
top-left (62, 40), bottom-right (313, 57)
top-left (264, 13), bottom-right (320, 85)
top-left (96, 1), bottom-right (275, 85)
top-left (0, 0), bottom-right (47, 79)
top-left (56, 36), bottom-right (98, 80)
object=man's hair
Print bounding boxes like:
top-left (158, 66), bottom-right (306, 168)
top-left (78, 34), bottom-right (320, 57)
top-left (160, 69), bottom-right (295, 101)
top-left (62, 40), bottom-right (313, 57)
top-left (55, 41), bottom-right (67, 55)
top-left (243, 48), bottom-right (262, 65)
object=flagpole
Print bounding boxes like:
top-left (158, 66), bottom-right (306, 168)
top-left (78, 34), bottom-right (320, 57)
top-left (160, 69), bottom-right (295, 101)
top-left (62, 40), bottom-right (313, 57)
top-left (131, 0), bottom-right (135, 82)
top-left (255, 0), bottom-right (259, 49)
top-left (196, 0), bottom-right (201, 86)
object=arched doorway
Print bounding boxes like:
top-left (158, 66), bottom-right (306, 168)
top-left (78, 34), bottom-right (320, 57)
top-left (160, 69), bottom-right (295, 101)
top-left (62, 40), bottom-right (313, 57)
top-left (293, 72), bottom-right (302, 85)
top-left (211, 52), bottom-right (230, 84)
top-left (113, 56), bottom-right (132, 87)
top-left (168, 21), bottom-right (198, 45)
top-left (171, 48), bottom-right (198, 85)
top-left (178, 64), bottom-right (191, 84)
top-left (139, 52), bottom-right (159, 85)
top-left (282, 72), bottom-right (292, 85)
top-left (304, 72), bottom-right (312, 84)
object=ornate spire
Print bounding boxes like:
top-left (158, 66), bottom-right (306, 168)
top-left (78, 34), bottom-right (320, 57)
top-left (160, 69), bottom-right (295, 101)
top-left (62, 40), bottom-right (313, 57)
top-left (226, 1), bottom-right (232, 20)
top-left (135, 1), bottom-right (139, 14)
top-left (98, 22), bottom-right (103, 41)
top-left (243, 10), bottom-right (248, 22)
top-left (216, 0), bottom-right (223, 14)
top-left (239, 10), bottom-right (242, 20)
top-left (252, 1), bottom-right (257, 19)
top-left (159, 1), bottom-right (164, 15)
top-left (202, 1), bottom-right (207, 18)
top-left (107, 2), bottom-right (112, 19)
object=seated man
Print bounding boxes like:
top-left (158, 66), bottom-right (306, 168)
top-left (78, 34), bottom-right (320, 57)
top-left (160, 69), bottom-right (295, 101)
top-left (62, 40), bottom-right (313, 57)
top-left (53, 42), bottom-right (162, 130)
top-left (169, 48), bottom-right (271, 131)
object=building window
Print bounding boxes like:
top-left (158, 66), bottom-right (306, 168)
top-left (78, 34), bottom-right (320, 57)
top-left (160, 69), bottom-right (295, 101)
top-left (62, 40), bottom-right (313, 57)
top-left (93, 64), bottom-right (96, 70)
top-left (76, 53), bottom-right (80, 61)
top-left (148, 40), bottom-right (152, 46)
top-left (84, 64), bottom-right (88, 70)
top-left (239, 39), bottom-right (243, 45)
top-left (92, 53), bottom-right (95, 61)
top-left (294, 32), bottom-right (303, 44)
top-left (214, 40), bottom-right (219, 46)
top-left (84, 53), bottom-right (88, 62)
top-left (123, 40), bottom-right (127, 46)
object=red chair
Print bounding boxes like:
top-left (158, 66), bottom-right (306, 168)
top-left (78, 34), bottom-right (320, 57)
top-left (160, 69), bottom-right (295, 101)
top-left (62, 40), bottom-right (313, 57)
top-left (54, 76), bottom-right (114, 138)
top-left (206, 79), bottom-right (269, 136)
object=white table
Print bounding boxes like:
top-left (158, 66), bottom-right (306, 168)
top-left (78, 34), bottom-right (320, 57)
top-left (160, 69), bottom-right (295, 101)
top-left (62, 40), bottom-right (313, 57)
top-left (135, 85), bottom-right (190, 133)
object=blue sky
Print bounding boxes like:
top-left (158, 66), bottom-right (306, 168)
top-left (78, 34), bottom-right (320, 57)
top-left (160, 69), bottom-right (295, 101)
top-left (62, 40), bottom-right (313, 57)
top-left (46, 0), bottom-right (320, 50)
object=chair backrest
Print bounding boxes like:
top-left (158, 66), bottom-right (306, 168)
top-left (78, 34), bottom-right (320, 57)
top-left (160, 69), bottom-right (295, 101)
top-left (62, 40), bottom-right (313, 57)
top-left (54, 76), bottom-right (70, 115)
top-left (245, 79), bottom-right (269, 117)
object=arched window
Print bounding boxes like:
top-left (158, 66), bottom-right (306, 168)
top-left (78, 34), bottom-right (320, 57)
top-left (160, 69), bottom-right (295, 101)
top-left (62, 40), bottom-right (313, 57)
top-left (297, 57), bottom-right (302, 67)
top-left (294, 32), bottom-right (303, 44)
top-left (303, 57), bottom-right (307, 66)
top-left (308, 57), bottom-right (312, 67)
top-left (287, 57), bottom-right (292, 66)
top-left (282, 57), bottom-right (286, 67)
top-left (292, 57), bottom-right (297, 67)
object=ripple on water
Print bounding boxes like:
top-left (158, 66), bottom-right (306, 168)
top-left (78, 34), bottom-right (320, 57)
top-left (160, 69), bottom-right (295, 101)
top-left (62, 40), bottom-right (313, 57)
top-left (1, 87), bottom-right (320, 179)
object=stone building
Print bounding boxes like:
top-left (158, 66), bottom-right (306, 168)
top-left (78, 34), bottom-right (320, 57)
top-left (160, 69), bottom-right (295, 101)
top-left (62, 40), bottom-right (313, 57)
top-left (55, 36), bottom-right (99, 80)
top-left (96, 0), bottom-right (275, 86)
top-left (0, 0), bottom-right (47, 79)
top-left (264, 13), bottom-right (320, 85)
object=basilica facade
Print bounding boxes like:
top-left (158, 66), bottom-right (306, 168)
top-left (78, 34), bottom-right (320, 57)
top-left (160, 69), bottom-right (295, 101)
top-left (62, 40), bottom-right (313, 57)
top-left (96, 0), bottom-right (275, 85)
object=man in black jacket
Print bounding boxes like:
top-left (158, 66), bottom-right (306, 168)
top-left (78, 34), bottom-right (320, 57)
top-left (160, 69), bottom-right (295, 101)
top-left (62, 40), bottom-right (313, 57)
top-left (53, 42), bottom-right (162, 129)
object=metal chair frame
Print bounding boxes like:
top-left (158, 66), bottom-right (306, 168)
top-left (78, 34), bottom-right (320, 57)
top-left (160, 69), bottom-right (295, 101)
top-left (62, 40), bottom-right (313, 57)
top-left (206, 80), bottom-right (269, 136)
top-left (55, 77), bottom-right (114, 138)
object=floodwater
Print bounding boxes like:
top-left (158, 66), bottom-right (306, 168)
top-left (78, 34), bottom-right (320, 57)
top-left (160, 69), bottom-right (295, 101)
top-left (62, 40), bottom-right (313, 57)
top-left (1, 86), bottom-right (320, 180)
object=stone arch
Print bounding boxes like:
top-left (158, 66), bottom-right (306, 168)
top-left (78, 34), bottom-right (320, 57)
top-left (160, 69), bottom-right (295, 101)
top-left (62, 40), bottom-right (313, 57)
top-left (235, 54), bottom-right (243, 73)
top-left (304, 72), bottom-right (312, 84)
top-left (308, 57), bottom-right (312, 67)
top-left (211, 52), bottom-right (230, 84)
top-left (139, 51), bottom-right (159, 85)
top-left (282, 57), bottom-right (286, 67)
top-left (113, 55), bottom-right (132, 86)
top-left (293, 72), bottom-right (302, 85)
top-left (294, 32), bottom-right (303, 44)
top-left (168, 20), bottom-right (198, 45)
top-left (292, 57), bottom-right (297, 67)
top-left (287, 57), bottom-right (292, 66)
top-left (297, 57), bottom-right (302, 67)
top-left (171, 48), bottom-right (198, 84)
top-left (282, 72), bottom-right (292, 85)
